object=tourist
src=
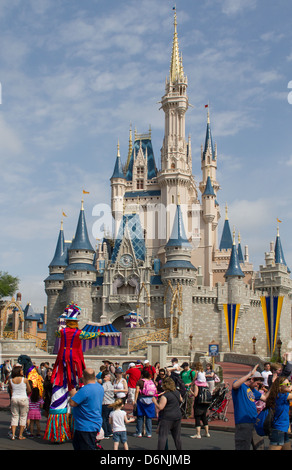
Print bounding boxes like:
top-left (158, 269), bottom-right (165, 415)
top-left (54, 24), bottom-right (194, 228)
top-left (4, 360), bottom-right (12, 385)
top-left (43, 368), bottom-right (53, 418)
top-left (28, 386), bottom-right (44, 437)
top-left (113, 370), bottom-right (128, 404)
top-left (268, 363), bottom-right (283, 388)
top-left (166, 357), bottom-right (182, 376)
top-left (261, 362), bottom-right (272, 388)
top-left (155, 368), bottom-right (167, 394)
top-left (109, 398), bottom-right (136, 450)
top-left (232, 364), bottom-right (266, 450)
top-left (143, 360), bottom-right (157, 380)
top-left (152, 376), bottom-right (183, 450)
top-left (133, 369), bottom-right (157, 437)
top-left (205, 363), bottom-right (216, 394)
top-left (8, 365), bottom-right (31, 440)
top-left (125, 363), bottom-right (141, 404)
top-left (102, 371), bottom-right (115, 438)
top-left (69, 368), bottom-right (104, 450)
top-left (266, 376), bottom-right (292, 450)
top-left (114, 362), bottom-right (123, 373)
top-left (189, 371), bottom-right (211, 439)
top-left (180, 362), bottom-right (196, 418)
top-left (96, 365), bottom-right (107, 383)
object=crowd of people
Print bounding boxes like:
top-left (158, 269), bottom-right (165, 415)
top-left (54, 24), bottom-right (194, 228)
top-left (2, 355), bottom-right (292, 450)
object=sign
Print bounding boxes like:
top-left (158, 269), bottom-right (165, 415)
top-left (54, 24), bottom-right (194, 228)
top-left (209, 342), bottom-right (219, 357)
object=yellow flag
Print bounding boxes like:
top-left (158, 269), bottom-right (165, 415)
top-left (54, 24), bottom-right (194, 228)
top-left (83, 190), bottom-right (90, 194)
top-left (277, 218), bottom-right (282, 223)
top-left (62, 211), bottom-right (68, 217)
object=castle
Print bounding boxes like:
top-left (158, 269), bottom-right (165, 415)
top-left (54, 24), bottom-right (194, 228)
top-left (45, 11), bottom-right (292, 358)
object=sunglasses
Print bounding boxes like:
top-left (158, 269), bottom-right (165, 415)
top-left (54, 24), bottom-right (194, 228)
top-left (280, 382), bottom-right (291, 387)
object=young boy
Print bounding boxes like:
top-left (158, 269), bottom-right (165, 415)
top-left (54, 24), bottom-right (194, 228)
top-left (109, 399), bottom-right (136, 450)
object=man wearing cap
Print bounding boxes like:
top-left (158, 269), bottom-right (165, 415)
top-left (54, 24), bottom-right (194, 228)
top-left (143, 360), bottom-right (157, 381)
top-left (232, 364), bottom-right (267, 450)
top-left (125, 363), bottom-right (141, 404)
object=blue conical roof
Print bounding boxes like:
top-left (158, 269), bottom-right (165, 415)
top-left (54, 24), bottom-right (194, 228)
top-left (225, 242), bottom-right (244, 278)
top-left (126, 137), bottom-right (157, 181)
top-left (219, 219), bottom-right (233, 250)
top-left (70, 206), bottom-right (94, 251)
top-left (111, 154), bottom-right (125, 179)
top-left (237, 242), bottom-right (244, 264)
top-left (202, 119), bottom-right (215, 161)
top-left (49, 226), bottom-right (68, 267)
top-left (275, 230), bottom-right (290, 272)
top-left (166, 203), bottom-right (192, 249)
top-left (203, 176), bottom-right (216, 197)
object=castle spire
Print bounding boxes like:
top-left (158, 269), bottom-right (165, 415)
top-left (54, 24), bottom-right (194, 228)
top-left (219, 204), bottom-right (233, 250)
top-left (49, 221), bottom-right (67, 267)
top-left (170, 7), bottom-right (184, 83)
top-left (111, 140), bottom-right (125, 179)
top-left (70, 202), bottom-right (94, 251)
top-left (275, 224), bottom-right (290, 271)
top-left (224, 230), bottom-right (244, 278)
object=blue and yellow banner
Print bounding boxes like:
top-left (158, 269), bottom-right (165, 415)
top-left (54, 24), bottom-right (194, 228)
top-left (261, 296), bottom-right (283, 354)
top-left (223, 304), bottom-right (240, 351)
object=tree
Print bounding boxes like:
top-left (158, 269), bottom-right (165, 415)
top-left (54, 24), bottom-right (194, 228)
top-left (0, 271), bottom-right (19, 299)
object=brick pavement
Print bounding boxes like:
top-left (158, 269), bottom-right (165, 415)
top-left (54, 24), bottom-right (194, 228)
top-left (0, 362), bottom-right (253, 431)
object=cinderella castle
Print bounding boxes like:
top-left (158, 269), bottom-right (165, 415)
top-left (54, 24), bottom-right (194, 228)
top-left (45, 11), bottom-right (292, 358)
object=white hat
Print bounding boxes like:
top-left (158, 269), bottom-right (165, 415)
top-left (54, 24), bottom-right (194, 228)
top-left (144, 360), bottom-right (149, 364)
top-left (129, 363), bottom-right (135, 368)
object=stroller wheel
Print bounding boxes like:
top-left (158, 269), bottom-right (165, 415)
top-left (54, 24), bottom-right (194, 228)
top-left (224, 418), bottom-right (229, 422)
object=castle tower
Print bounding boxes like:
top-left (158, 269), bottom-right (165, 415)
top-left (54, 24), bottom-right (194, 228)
top-left (45, 220), bottom-right (68, 348)
top-left (157, 8), bottom-right (198, 242)
top-left (161, 197), bottom-right (196, 349)
top-left (110, 140), bottom-right (126, 234)
top-left (224, 230), bottom-right (245, 305)
top-left (63, 200), bottom-right (96, 328)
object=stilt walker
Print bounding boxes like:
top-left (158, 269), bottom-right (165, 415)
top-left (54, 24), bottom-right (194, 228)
top-left (43, 303), bottom-right (101, 443)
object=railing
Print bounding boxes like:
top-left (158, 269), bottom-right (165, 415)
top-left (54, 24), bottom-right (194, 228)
top-left (128, 328), bottom-right (170, 354)
top-left (1, 331), bottom-right (48, 352)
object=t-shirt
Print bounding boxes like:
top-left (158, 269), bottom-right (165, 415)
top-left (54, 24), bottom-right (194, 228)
top-left (110, 409), bottom-right (127, 432)
top-left (125, 367), bottom-right (141, 388)
top-left (72, 382), bottom-right (104, 432)
top-left (261, 370), bottom-right (272, 387)
top-left (232, 382), bottom-right (262, 425)
top-left (102, 381), bottom-right (115, 405)
top-left (143, 365), bottom-right (156, 379)
top-left (273, 392), bottom-right (290, 432)
top-left (180, 369), bottom-right (195, 386)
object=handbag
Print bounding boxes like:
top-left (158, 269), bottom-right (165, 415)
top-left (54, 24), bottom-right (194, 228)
top-left (254, 407), bottom-right (275, 436)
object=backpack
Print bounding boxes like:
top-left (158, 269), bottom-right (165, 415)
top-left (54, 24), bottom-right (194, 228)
top-left (254, 407), bottom-right (275, 437)
top-left (171, 372), bottom-right (187, 397)
top-left (197, 386), bottom-right (212, 405)
top-left (141, 379), bottom-right (157, 396)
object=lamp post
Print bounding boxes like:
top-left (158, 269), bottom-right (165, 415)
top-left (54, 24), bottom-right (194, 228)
top-left (277, 338), bottom-right (282, 363)
top-left (252, 336), bottom-right (257, 355)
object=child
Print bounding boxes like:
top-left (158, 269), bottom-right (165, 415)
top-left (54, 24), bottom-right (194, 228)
top-left (28, 387), bottom-right (44, 437)
top-left (109, 398), bottom-right (135, 450)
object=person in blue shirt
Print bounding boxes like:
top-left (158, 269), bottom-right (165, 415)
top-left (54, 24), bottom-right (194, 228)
top-left (232, 364), bottom-right (267, 450)
top-left (265, 376), bottom-right (292, 450)
top-left (69, 368), bottom-right (104, 450)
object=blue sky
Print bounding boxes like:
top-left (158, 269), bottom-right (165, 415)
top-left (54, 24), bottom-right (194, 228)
top-left (1, 0), bottom-right (292, 310)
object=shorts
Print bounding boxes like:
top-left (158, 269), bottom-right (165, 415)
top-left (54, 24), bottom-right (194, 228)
top-left (113, 431), bottom-right (127, 443)
top-left (269, 428), bottom-right (290, 446)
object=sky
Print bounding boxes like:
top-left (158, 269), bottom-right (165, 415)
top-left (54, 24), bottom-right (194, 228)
top-left (1, 0), bottom-right (292, 311)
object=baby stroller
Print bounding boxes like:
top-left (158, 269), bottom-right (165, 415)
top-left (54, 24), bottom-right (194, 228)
top-left (206, 382), bottom-right (231, 422)
top-left (180, 392), bottom-right (189, 419)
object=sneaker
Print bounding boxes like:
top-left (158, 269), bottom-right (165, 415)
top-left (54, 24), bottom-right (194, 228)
top-left (133, 433), bottom-right (142, 437)
top-left (205, 433), bottom-right (211, 438)
top-left (190, 434), bottom-right (201, 439)
top-left (146, 435), bottom-right (152, 438)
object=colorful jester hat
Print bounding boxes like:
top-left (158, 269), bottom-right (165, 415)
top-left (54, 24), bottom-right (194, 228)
top-left (59, 303), bottom-right (81, 321)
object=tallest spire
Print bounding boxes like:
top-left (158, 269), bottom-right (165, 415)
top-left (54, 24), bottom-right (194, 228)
top-left (170, 7), bottom-right (184, 83)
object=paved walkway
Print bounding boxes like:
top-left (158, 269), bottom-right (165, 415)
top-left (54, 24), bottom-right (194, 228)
top-left (0, 362), bottom-right (252, 432)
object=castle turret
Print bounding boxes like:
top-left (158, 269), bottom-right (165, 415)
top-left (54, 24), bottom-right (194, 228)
top-left (64, 200), bottom-right (96, 328)
top-left (111, 141), bottom-right (126, 232)
top-left (219, 204), bottom-right (233, 250)
top-left (45, 220), bottom-right (69, 350)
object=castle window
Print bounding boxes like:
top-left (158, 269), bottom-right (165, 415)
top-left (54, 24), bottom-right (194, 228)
top-left (137, 180), bottom-right (144, 189)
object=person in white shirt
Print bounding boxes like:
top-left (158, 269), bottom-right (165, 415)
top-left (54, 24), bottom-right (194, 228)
top-left (109, 398), bottom-right (136, 450)
top-left (261, 362), bottom-right (272, 388)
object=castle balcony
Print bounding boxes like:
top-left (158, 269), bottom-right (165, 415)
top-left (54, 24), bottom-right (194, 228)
top-left (108, 294), bottom-right (138, 304)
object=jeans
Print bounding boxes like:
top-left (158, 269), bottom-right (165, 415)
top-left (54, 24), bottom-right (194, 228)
top-left (235, 423), bottom-right (254, 450)
top-left (102, 404), bottom-right (112, 436)
top-left (136, 415), bottom-right (152, 436)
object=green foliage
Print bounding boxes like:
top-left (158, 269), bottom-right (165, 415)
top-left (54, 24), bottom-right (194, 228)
top-left (0, 271), bottom-right (19, 299)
